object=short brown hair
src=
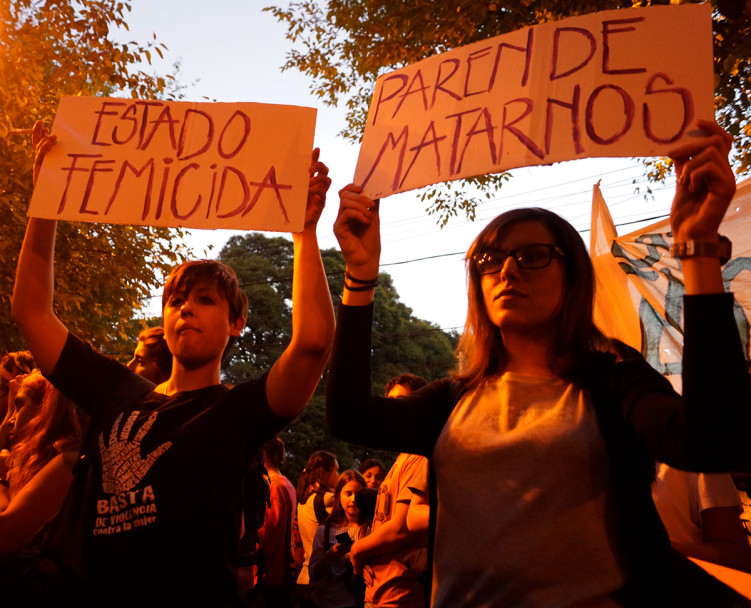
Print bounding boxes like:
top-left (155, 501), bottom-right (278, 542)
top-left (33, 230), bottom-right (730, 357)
top-left (162, 260), bottom-right (248, 357)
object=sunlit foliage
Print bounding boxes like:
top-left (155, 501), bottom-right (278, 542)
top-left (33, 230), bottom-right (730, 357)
top-left (0, 0), bottom-right (189, 356)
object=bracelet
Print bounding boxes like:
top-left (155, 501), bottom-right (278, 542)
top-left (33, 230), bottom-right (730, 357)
top-left (344, 283), bottom-right (377, 292)
top-left (344, 272), bottom-right (378, 285)
top-left (670, 235), bottom-right (732, 265)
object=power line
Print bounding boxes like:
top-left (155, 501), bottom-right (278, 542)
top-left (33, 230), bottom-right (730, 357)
top-left (139, 210), bottom-right (669, 302)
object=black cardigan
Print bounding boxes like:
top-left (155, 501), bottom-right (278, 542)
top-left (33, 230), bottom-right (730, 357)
top-left (327, 294), bottom-right (751, 607)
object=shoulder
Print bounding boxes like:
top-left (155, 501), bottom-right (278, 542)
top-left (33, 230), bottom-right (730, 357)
top-left (60, 449), bottom-right (81, 470)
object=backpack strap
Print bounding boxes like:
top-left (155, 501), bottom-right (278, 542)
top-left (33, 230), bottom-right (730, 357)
top-left (313, 491), bottom-right (328, 524)
top-left (322, 519), bottom-right (333, 554)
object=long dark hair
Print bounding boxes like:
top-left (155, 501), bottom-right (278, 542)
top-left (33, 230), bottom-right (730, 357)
top-left (327, 470), bottom-right (367, 526)
top-left (453, 207), bottom-right (608, 390)
top-left (296, 450), bottom-right (337, 503)
top-left (8, 370), bottom-right (87, 497)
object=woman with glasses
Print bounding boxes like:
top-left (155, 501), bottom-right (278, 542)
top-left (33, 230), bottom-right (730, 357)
top-left (327, 121), bottom-right (751, 607)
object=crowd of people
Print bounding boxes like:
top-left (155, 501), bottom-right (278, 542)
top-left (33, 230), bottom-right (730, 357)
top-left (0, 117), bottom-right (749, 608)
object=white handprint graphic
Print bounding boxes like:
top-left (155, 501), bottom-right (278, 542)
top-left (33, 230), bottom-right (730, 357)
top-left (99, 410), bottom-right (172, 495)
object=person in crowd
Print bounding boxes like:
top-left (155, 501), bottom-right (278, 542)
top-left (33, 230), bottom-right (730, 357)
top-left (6, 121), bottom-right (335, 606)
top-left (652, 462), bottom-right (751, 572)
top-left (127, 326), bottom-right (172, 385)
top-left (0, 351), bottom-right (36, 421)
top-left (295, 449), bottom-right (339, 606)
top-left (327, 120), bottom-right (751, 606)
top-left (309, 469), bottom-right (371, 608)
top-left (357, 458), bottom-right (386, 491)
top-left (256, 437), bottom-right (298, 607)
top-left (0, 370), bottom-right (86, 556)
top-left (347, 374), bottom-right (430, 608)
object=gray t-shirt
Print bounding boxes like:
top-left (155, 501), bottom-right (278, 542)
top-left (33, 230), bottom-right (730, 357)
top-left (432, 372), bottom-right (625, 607)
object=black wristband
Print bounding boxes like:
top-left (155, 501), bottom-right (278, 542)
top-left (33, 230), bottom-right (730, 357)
top-left (344, 283), bottom-right (377, 292)
top-left (344, 272), bottom-right (378, 285)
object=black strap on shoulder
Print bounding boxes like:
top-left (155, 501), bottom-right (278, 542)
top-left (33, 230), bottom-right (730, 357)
top-left (313, 491), bottom-right (328, 524)
top-left (322, 519), bottom-right (333, 554)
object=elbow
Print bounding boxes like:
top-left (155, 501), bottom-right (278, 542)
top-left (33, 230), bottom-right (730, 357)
top-left (296, 323), bottom-right (335, 364)
top-left (11, 290), bottom-right (43, 329)
top-left (308, 339), bottom-right (334, 364)
top-left (325, 396), bottom-right (356, 442)
top-left (10, 293), bottom-right (25, 325)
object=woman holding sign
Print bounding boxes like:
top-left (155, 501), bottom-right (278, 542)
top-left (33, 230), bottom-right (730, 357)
top-left (327, 121), bottom-right (751, 606)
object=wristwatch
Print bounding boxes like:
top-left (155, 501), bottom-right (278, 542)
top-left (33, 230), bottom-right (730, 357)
top-left (670, 235), bottom-right (732, 265)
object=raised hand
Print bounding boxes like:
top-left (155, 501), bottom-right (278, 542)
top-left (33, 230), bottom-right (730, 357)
top-left (304, 148), bottom-right (332, 230)
top-left (31, 120), bottom-right (57, 187)
top-left (99, 411), bottom-right (172, 495)
top-left (668, 120), bottom-right (736, 242)
top-left (334, 184), bottom-right (381, 280)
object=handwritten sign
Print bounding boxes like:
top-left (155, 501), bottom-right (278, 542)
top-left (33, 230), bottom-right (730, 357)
top-left (30, 96), bottom-right (317, 232)
top-left (355, 4), bottom-right (713, 199)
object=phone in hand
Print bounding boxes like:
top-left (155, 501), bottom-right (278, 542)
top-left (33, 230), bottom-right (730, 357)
top-left (335, 531), bottom-right (353, 550)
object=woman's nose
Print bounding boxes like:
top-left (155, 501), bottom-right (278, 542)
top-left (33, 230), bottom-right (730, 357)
top-left (499, 254), bottom-right (520, 279)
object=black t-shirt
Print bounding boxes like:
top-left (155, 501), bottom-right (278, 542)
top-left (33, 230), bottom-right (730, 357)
top-left (46, 332), bottom-right (292, 606)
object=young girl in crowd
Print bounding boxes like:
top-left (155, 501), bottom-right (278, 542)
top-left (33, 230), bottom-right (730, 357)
top-left (309, 470), bottom-right (370, 608)
top-left (295, 450), bottom-right (339, 606)
top-left (327, 121), bottom-right (751, 606)
top-left (0, 370), bottom-right (86, 556)
top-left (357, 458), bottom-right (385, 490)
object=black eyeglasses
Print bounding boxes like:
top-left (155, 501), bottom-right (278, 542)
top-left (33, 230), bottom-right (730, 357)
top-left (472, 244), bottom-right (565, 274)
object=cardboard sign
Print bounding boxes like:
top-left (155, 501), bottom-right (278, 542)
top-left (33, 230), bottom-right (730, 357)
top-left (29, 96), bottom-right (317, 232)
top-left (355, 4), bottom-right (713, 199)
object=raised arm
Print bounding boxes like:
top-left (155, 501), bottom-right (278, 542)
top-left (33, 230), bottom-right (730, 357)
top-left (327, 188), bottom-right (452, 453)
top-left (635, 121), bottom-right (751, 469)
top-left (334, 184), bottom-right (381, 307)
top-left (668, 120), bottom-right (736, 295)
top-left (266, 149), bottom-right (335, 418)
top-left (11, 122), bottom-right (67, 375)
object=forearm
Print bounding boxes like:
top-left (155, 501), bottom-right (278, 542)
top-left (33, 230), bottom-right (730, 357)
top-left (290, 227), bottom-right (335, 358)
top-left (265, 227), bottom-right (334, 418)
top-left (681, 257), bottom-right (724, 295)
top-left (11, 218), bottom-right (67, 374)
top-left (672, 540), bottom-right (751, 573)
top-left (326, 303), bottom-right (379, 444)
top-left (681, 294), bottom-right (751, 468)
top-left (352, 516), bottom-right (412, 560)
